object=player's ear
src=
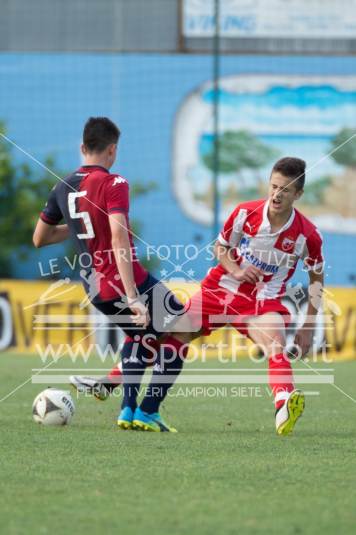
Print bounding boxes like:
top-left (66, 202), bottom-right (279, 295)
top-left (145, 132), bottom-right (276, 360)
top-left (81, 143), bottom-right (87, 156)
top-left (295, 187), bottom-right (303, 200)
top-left (109, 143), bottom-right (117, 155)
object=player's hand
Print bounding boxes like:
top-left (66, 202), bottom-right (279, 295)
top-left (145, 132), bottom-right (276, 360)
top-left (127, 297), bottom-right (150, 328)
top-left (293, 325), bottom-right (314, 357)
top-left (232, 265), bottom-right (264, 284)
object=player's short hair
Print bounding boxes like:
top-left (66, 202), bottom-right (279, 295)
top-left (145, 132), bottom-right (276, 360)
top-left (83, 117), bottom-right (120, 153)
top-left (271, 157), bottom-right (306, 191)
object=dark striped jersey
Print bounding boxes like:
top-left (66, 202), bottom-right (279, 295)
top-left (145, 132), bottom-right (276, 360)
top-left (40, 165), bottom-right (147, 303)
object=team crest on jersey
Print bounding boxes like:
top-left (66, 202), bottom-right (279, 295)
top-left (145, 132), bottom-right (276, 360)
top-left (281, 237), bottom-right (295, 252)
top-left (112, 176), bottom-right (127, 186)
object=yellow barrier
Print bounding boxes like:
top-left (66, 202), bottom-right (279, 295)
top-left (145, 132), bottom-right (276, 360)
top-left (0, 279), bottom-right (355, 360)
top-left (0, 279), bottom-right (89, 352)
top-left (322, 287), bottom-right (356, 361)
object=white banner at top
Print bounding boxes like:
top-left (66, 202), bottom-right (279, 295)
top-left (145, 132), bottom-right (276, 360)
top-left (183, 0), bottom-right (356, 38)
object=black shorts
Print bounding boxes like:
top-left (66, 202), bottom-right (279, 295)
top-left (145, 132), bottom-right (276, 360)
top-left (93, 274), bottom-right (185, 339)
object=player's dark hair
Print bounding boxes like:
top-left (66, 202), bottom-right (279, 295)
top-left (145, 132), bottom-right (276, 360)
top-left (83, 117), bottom-right (120, 153)
top-left (272, 157), bottom-right (306, 191)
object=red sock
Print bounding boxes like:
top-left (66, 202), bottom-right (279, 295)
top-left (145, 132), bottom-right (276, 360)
top-left (107, 363), bottom-right (123, 384)
top-left (269, 352), bottom-right (294, 410)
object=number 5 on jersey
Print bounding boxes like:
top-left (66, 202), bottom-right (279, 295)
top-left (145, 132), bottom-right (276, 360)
top-left (68, 191), bottom-right (95, 239)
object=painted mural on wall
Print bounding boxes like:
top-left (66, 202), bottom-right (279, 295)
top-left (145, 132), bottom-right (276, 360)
top-left (173, 75), bottom-right (356, 233)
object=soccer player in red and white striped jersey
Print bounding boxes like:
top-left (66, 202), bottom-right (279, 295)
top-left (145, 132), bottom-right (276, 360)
top-left (185, 156), bottom-right (324, 434)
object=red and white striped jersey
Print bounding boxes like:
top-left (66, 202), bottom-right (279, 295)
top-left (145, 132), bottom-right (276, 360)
top-left (209, 199), bottom-right (323, 300)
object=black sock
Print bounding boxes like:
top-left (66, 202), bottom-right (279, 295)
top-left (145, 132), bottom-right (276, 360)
top-left (140, 347), bottom-right (184, 414)
top-left (101, 379), bottom-right (116, 394)
top-left (121, 339), bottom-right (147, 411)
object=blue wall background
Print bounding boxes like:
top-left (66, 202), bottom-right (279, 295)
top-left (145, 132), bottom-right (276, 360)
top-left (1, 53), bottom-right (355, 286)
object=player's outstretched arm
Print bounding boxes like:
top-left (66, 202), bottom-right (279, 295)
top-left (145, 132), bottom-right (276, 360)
top-left (294, 270), bottom-right (324, 357)
top-left (33, 219), bottom-right (69, 248)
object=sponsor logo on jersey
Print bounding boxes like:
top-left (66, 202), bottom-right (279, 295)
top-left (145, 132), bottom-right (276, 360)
top-left (239, 236), bottom-right (279, 274)
top-left (240, 236), bottom-right (250, 254)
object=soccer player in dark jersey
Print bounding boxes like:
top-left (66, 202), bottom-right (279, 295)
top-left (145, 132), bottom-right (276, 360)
top-left (33, 116), bottom-right (190, 432)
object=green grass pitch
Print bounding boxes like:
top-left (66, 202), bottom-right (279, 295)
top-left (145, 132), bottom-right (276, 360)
top-left (1, 353), bottom-right (356, 534)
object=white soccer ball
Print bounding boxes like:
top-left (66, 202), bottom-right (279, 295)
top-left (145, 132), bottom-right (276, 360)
top-left (32, 388), bottom-right (75, 426)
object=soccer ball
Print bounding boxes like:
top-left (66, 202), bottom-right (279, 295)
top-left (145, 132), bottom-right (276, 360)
top-left (32, 388), bottom-right (75, 425)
